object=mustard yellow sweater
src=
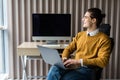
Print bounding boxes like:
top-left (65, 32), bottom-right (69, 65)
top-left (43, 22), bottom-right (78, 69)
top-left (62, 31), bottom-right (111, 68)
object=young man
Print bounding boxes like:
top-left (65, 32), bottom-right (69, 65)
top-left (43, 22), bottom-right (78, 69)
top-left (47, 8), bottom-right (111, 80)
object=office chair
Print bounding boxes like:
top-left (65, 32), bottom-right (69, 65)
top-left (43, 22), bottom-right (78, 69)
top-left (99, 24), bottom-right (114, 52)
top-left (95, 24), bottom-right (114, 80)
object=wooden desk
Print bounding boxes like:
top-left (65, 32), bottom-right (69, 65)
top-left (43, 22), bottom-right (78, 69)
top-left (17, 42), bottom-right (67, 55)
top-left (17, 42), bottom-right (68, 80)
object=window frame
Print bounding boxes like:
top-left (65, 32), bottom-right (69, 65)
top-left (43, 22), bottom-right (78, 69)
top-left (0, 0), bottom-right (8, 74)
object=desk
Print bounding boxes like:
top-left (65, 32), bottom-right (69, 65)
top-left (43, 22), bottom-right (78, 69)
top-left (17, 42), bottom-right (68, 80)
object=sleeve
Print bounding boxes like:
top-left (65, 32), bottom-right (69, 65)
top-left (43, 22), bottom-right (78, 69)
top-left (83, 37), bottom-right (112, 68)
top-left (62, 33), bottom-right (80, 58)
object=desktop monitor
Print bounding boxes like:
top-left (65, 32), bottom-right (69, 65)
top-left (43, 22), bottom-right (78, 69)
top-left (32, 14), bottom-right (71, 42)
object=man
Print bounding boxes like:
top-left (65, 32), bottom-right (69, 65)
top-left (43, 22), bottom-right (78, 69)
top-left (47, 8), bottom-right (111, 80)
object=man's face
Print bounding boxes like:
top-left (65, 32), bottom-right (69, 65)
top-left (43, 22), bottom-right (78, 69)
top-left (82, 12), bottom-right (93, 28)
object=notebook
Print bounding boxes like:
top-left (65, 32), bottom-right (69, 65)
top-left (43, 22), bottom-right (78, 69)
top-left (37, 45), bottom-right (66, 69)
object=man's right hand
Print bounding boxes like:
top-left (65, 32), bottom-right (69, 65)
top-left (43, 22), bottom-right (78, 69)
top-left (62, 57), bottom-right (68, 62)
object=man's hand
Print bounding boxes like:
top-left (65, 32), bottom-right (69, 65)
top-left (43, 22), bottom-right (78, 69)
top-left (63, 59), bottom-right (81, 69)
top-left (62, 57), bottom-right (68, 62)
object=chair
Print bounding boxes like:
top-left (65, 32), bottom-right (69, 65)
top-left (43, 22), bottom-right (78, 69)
top-left (96, 24), bottom-right (114, 80)
top-left (99, 24), bottom-right (114, 52)
top-left (89, 24), bottom-right (114, 80)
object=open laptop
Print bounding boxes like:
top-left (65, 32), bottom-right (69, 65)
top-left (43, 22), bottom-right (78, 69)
top-left (37, 45), bottom-right (66, 69)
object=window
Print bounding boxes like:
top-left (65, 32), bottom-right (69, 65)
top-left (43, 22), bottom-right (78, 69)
top-left (0, 30), bottom-right (5, 73)
top-left (0, 0), bottom-right (7, 74)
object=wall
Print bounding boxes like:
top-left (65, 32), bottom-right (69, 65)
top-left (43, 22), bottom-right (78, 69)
top-left (7, 0), bottom-right (120, 79)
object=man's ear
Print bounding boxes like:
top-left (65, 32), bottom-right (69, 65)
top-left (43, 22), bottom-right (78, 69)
top-left (92, 18), bottom-right (96, 24)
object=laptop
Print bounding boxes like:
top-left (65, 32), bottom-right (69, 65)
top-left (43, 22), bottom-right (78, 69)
top-left (37, 45), bottom-right (66, 69)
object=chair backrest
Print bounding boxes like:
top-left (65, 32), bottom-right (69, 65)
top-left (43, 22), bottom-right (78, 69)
top-left (99, 23), bottom-right (114, 52)
top-left (99, 24), bottom-right (111, 36)
top-left (96, 24), bottom-right (114, 80)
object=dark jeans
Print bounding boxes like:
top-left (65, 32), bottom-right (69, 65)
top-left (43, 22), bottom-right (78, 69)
top-left (46, 66), bottom-right (96, 80)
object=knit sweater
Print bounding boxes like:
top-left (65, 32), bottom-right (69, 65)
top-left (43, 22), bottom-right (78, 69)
top-left (62, 31), bottom-right (111, 68)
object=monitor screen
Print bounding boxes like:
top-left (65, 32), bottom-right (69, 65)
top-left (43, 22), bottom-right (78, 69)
top-left (32, 14), bottom-right (71, 41)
